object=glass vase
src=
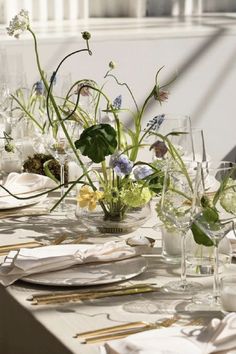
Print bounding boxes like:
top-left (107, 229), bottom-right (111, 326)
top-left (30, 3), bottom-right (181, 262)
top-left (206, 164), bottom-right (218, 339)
top-left (161, 226), bottom-right (232, 275)
top-left (75, 202), bottom-right (151, 235)
top-left (186, 232), bottom-right (232, 276)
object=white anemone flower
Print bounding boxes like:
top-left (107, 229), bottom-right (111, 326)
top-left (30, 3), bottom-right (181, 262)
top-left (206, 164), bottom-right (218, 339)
top-left (6, 9), bottom-right (29, 39)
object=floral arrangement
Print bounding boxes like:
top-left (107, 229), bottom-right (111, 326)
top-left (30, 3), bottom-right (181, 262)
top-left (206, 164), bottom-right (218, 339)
top-left (5, 9), bottom-right (172, 224)
top-left (4, 10), bottom-right (236, 242)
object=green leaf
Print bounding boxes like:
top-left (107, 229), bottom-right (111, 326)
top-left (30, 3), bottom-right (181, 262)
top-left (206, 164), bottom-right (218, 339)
top-left (202, 206), bottom-right (219, 223)
top-left (191, 222), bottom-right (214, 246)
top-left (74, 123), bottom-right (117, 163)
top-left (43, 159), bottom-right (60, 184)
top-left (201, 195), bottom-right (211, 208)
top-left (146, 174), bottom-right (164, 194)
top-left (191, 206), bottom-right (219, 246)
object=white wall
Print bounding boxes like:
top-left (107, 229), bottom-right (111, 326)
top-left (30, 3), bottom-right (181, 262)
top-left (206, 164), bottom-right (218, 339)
top-left (1, 18), bottom-right (236, 161)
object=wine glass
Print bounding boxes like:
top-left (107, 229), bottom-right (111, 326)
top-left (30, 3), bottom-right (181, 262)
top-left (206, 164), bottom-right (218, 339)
top-left (0, 83), bottom-right (10, 116)
top-left (168, 128), bottom-right (207, 163)
top-left (160, 159), bottom-right (203, 294)
top-left (192, 161), bottom-right (236, 308)
top-left (147, 114), bottom-right (192, 161)
top-left (45, 121), bottom-right (80, 212)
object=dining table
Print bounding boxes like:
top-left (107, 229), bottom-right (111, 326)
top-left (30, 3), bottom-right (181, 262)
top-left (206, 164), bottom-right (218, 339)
top-left (0, 196), bottom-right (235, 354)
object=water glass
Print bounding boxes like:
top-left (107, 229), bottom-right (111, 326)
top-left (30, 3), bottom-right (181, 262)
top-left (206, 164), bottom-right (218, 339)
top-left (220, 275), bottom-right (236, 312)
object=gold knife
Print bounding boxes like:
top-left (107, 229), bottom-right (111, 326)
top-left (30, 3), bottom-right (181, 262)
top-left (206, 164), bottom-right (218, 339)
top-left (0, 241), bottom-right (44, 255)
top-left (29, 284), bottom-right (160, 305)
top-left (77, 318), bottom-right (180, 343)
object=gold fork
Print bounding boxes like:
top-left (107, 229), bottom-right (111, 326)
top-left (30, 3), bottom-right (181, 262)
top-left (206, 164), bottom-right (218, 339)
top-left (76, 317), bottom-right (207, 344)
top-left (75, 317), bottom-right (180, 344)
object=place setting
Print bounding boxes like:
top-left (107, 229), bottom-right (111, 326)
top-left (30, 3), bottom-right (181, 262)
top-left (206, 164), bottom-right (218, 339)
top-left (0, 172), bottom-right (57, 217)
top-left (0, 236), bottom-right (155, 288)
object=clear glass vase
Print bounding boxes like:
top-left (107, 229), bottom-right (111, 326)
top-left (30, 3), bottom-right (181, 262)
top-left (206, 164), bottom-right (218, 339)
top-left (75, 202), bottom-right (151, 235)
top-left (161, 226), bottom-right (232, 275)
top-left (186, 232), bottom-right (232, 276)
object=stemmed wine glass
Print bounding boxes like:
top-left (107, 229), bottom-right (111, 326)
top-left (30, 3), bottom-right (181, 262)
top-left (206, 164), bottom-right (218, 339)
top-left (0, 83), bottom-right (10, 116)
top-left (168, 128), bottom-right (207, 163)
top-left (160, 159), bottom-right (203, 294)
top-left (192, 161), bottom-right (236, 308)
top-left (45, 121), bottom-right (79, 212)
top-left (148, 114), bottom-right (191, 161)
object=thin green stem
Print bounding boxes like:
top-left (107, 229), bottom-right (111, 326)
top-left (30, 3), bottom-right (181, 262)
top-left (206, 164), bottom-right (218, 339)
top-left (104, 72), bottom-right (139, 114)
top-left (10, 94), bottom-right (44, 132)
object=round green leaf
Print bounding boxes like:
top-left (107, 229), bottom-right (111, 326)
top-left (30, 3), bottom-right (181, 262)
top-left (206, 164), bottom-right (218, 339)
top-left (74, 123), bottom-right (117, 163)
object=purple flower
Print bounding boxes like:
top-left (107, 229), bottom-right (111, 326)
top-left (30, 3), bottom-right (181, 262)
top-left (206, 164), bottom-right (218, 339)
top-left (133, 165), bottom-right (153, 180)
top-left (112, 95), bottom-right (122, 110)
top-left (146, 114), bottom-right (165, 132)
top-left (34, 81), bottom-right (44, 95)
top-left (150, 140), bottom-right (168, 158)
top-left (109, 152), bottom-right (133, 177)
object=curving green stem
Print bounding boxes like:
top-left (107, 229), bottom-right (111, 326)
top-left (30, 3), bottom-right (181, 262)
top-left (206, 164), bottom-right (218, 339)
top-left (104, 72), bottom-right (139, 114)
top-left (27, 27), bottom-right (101, 202)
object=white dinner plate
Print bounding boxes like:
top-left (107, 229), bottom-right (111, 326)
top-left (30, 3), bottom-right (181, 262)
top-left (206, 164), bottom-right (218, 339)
top-left (22, 256), bottom-right (147, 286)
top-left (0, 193), bottom-right (48, 210)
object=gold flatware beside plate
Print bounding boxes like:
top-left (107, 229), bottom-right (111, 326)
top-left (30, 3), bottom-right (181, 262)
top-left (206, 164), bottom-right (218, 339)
top-left (75, 317), bottom-right (181, 343)
top-left (28, 283), bottom-right (160, 305)
top-left (0, 241), bottom-right (44, 256)
top-left (75, 317), bottom-right (206, 343)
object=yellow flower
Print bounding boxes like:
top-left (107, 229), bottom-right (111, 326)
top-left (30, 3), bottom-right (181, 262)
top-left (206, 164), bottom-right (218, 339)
top-left (77, 186), bottom-right (103, 211)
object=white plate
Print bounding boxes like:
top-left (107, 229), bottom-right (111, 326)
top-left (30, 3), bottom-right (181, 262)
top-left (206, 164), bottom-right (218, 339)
top-left (22, 256), bottom-right (147, 286)
top-left (0, 193), bottom-right (48, 210)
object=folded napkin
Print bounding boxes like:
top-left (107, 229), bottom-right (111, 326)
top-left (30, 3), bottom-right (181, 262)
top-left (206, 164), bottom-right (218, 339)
top-left (102, 313), bottom-right (236, 354)
top-left (0, 172), bottom-right (57, 197)
top-left (0, 240), bottom-right (140, 286)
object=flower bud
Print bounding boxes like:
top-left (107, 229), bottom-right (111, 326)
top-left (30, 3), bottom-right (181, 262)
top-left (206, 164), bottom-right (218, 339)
top-left (4, 143), bottom-right (14, 152)
top-left (81, 31), bottom-right (91, 40)
top-left (109, 61), bottom-right (116, 69)
top-left (150, 140), bottom-right (168, 158)
top-left (153, 87), bottom-right (169, 103)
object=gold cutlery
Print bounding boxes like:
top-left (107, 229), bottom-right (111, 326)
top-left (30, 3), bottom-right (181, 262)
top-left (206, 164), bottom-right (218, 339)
top-left (75, 321), bottom-right (151, 338)
top-left (75, 317), bottom-right (206, 344)
top-left (76, 317), bottom-right (180, 343)
top-left (50, 234), bottom-right (68, 245)
top-left (0, 241), bottom-right (44, 255)
top-left (28, 283), bottom-right (159, 305)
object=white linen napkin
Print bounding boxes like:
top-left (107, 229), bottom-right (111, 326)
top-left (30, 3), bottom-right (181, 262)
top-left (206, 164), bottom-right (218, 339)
top-left (102, 313), bottom-right (236, 354)
top-left (0, 172), bottom-right (57, 197)
top-left (0, 241), bottom-right (140, 286)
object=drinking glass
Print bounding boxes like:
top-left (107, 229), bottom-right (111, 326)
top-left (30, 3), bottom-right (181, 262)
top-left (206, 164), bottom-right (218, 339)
top-left (192, 161), bottom-right (236, 307)
top-left (149, 113), bottom-right (191, 136)
top-left (160, 160), bottom-right (203, 294)
top-left (0, 83), bottom-right (10, 116)
top-left (220, 275), bottom-right (236, 312)
top-left (147, 114), bottom-right (191, 161)
top-left (45, 121), bottom-right (79, 212)
top-left (169, 128), bottom-right (207, 163)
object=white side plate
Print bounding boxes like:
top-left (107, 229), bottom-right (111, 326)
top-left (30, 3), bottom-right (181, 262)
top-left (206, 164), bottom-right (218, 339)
top-left (22, 256), bottom-right (147, 286)
top-left (0, 193), bottom-right (48, 210)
